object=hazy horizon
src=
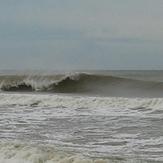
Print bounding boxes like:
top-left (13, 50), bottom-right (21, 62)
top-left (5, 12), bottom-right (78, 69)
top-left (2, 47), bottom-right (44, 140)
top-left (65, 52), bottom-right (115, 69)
top-left (0, 0), bottom-right (163, 70)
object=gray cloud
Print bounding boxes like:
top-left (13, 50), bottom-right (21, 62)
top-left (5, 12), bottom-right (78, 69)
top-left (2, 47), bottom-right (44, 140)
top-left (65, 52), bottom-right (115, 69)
top-left (0, 0), bottom-right (163, 70)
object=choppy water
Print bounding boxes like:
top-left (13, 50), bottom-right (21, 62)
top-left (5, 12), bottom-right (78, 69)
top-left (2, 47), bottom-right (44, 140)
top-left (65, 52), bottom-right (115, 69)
top-left (0, 93), bottom-right (163, 162)
top-left (1, 71), bottom-right (163, 163)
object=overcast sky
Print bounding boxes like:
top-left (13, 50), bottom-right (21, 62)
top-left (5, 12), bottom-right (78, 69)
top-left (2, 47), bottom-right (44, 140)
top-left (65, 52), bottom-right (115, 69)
top-left (0, 0), bottom-right (163, 70)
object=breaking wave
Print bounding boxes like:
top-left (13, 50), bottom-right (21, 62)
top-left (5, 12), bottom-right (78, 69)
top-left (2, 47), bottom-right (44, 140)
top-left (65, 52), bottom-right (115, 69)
top-left (1, 73), bottom-right (163, 97)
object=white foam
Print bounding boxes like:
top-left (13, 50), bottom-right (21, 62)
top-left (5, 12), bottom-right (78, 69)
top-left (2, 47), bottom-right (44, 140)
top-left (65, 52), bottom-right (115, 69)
top-left (0, 93), bottom-right (163, 110)
top-left (0, 143), bottom-right (110, 163)
top-left (0, 93), bottom-right (163, 162)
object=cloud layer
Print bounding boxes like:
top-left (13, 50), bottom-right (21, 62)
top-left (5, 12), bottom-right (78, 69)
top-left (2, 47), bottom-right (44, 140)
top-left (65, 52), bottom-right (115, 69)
top-left (0, 0), bottom-right (163, 70)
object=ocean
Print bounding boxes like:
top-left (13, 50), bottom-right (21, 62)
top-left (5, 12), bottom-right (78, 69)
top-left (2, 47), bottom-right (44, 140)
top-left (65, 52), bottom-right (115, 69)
top-left (0, 70), bottom-right (163, 163)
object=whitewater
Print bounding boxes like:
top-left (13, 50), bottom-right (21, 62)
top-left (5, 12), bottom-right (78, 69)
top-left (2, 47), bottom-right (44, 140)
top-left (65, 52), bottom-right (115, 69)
top-left (0, 71), bottom-right (163, 163)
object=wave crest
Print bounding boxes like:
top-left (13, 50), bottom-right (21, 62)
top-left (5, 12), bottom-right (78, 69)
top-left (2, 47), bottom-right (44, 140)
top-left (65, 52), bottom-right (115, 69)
top-left (1, 73), bottom-right (163, 97)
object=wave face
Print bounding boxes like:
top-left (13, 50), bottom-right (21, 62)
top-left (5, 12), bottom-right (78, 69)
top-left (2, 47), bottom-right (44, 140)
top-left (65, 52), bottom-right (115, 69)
top-left (1, 73), bottom-right (163, 97)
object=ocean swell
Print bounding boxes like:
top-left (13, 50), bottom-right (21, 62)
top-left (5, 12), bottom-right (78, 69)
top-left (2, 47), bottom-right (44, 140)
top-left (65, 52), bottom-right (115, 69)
top-left (1, 73), bottom-right (163, 97)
